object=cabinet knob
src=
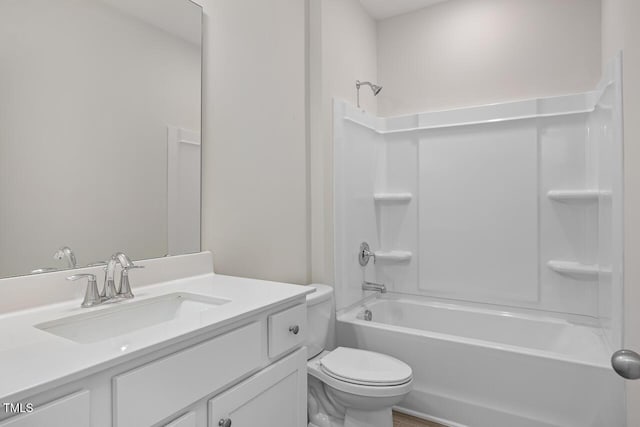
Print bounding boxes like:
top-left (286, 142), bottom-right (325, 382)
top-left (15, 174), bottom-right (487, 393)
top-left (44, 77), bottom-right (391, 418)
top-left (219, 418), bottom-right (232, 427)
top-left (289, 325), bottom-right (300, 335)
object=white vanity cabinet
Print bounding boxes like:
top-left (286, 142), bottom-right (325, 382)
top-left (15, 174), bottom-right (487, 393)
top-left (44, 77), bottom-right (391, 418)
top-left (0, 300), bottom-right (308, 427)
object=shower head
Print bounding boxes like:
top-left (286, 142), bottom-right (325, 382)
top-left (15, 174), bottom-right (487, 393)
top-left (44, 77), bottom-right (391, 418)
top-left (355, 80), bottom-right (382, 109)
top-left (356, 80), bottom-right (382, 96)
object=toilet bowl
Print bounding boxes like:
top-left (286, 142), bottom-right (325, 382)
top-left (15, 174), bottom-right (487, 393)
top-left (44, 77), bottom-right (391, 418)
top-left (305, 285), bottom-right (413, 427)
top-left (307, 348), bottom-right (413, 427)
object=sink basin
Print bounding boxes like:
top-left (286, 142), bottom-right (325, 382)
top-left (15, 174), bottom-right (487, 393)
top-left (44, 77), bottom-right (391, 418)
top-left (35, 293), bottom-right (230, 344)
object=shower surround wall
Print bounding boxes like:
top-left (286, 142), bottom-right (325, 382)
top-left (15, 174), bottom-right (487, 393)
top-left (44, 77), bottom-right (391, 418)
top-left (334, 56), bottom-right (623, 349)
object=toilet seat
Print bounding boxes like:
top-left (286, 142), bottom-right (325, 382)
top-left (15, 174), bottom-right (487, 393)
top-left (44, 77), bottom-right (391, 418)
top-left (307, 349), bottom-right (413, 398)
top-left (319, 347), bottom-right (413, 387)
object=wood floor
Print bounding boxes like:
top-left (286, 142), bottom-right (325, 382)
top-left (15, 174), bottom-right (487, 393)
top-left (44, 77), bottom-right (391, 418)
top-left (393, 411), bottom-right (446, 427)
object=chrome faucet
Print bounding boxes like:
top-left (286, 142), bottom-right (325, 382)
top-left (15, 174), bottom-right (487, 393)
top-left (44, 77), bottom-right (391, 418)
top-left (362, 280), bottom-right (386, 293)
top-left (54, 246), bottom-right (77, 268)
top-left (68, 252), bottom-right (142, 308)
top-left (102, 252), bottom-right (134, 299)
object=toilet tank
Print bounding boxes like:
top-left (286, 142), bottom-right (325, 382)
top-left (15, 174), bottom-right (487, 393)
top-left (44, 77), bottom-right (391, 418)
top-left (305, 284), bottom-right (334, 359)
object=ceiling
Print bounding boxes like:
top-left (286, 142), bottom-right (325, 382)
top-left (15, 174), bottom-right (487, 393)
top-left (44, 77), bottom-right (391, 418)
top-left (359, 0), bottom-right (450, 20)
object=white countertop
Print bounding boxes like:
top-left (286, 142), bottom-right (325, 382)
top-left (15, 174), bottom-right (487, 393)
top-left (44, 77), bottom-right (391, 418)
top-left (0, 273), bottom-right (313, 401)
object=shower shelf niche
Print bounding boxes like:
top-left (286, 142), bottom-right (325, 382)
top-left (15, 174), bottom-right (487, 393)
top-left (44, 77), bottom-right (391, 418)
top-left (374, 251), bottom-right (412, 263)
top-left (547, 190), bottom-right (610, 202)
top-left (373, 192), bottom-right (413, 203)
top-left (547, 260), bottom-right (610, 279)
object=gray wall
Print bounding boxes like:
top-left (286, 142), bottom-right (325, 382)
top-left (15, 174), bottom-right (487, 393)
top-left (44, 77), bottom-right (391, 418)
top-left (198, 0), bottom-right (309, 284)
top-left (377, 0), bottom-right (602, 116)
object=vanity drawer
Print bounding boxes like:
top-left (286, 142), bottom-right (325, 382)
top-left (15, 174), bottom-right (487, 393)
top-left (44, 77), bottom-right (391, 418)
top-left (268, 303), bottom-right (306, 358)
top-left (113, 322), bottom-right (263, 427)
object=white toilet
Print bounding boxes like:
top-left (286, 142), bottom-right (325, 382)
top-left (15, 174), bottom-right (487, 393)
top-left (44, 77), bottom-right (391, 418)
top-left (305, 284), bottom-right (413, 427)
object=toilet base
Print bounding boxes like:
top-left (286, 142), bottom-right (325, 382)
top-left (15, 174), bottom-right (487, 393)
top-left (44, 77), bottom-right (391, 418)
top-left (308, 375), bottom-right (396, 427)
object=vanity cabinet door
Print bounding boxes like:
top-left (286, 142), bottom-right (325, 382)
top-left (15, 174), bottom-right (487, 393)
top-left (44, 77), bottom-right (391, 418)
top-left (0, 390), bottom-right (90, 427)
top-left (208, 348), bottom-right (307, 427)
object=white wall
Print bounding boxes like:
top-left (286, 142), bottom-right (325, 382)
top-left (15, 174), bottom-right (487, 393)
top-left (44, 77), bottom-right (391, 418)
top-left (320, 0), bottom-right (378, 116)
top-left (376, 0), bottom-right (602, 117)
top-left (193, 0), bottom-right (377, 287)
top-left (602, 0), bottom-right (640, 423)
top-left (310, 0), bottom-right (378, 284)
top-left (0, 0), bottom-right (200, 276)
top-left (197, 0), bottom-right (309, 284)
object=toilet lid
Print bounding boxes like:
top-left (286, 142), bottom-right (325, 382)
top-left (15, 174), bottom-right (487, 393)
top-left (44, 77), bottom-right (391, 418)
top-left (319, 347), bottom-right (412, 386)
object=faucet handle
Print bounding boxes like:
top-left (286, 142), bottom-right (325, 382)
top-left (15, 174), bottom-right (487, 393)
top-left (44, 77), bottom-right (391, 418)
top-left (359, 242), bottom-right (376, 266)
top-left (118, 264), bottom-right (144, 299)
top-left (67, 274), bottom-right (101, 308)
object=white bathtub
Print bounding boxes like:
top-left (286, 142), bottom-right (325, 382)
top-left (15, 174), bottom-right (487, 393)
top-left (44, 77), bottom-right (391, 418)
top-left (336, 295), bottom-right (625, 427)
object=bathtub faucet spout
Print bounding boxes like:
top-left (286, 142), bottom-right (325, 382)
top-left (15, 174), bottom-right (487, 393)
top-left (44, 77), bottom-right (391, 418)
top-left (362, 280), bottom-right (386, 293)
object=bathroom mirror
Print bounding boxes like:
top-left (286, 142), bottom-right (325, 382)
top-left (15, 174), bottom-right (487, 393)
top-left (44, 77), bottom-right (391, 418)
top-left (0, 0), bottom-right (202, 278)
